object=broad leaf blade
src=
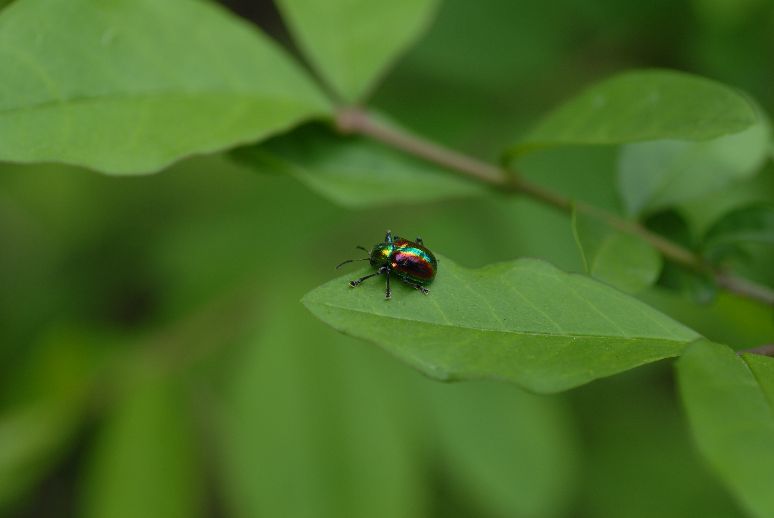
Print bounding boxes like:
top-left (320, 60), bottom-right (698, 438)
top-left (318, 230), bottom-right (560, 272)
top-left (0, 0), bottom-right (330, 174)
top-left (232, 122), bottom-right (487, 208)
top-left (508, 70), bottom-right (757, 157)
top-left (276, 0), bottom-right (439, 102)
top-left (677, 341), bottom-right (774, 518)
top-left (572, 207), bottom-right (662, 293)
top-left (303, 256), bottom-right (699, 393)
top-left (618, 118), bottom-right (770, 216)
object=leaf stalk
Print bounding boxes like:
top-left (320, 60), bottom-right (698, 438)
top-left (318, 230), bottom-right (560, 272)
top-left (335, 107), bottom-right (774, 307)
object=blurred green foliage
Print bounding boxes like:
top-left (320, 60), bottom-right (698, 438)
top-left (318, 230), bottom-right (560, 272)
top-left (1, 0), bottom-right (773, 516)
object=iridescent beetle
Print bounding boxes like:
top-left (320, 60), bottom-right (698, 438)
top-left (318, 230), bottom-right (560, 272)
top-left (336, 230), bottom-right (438, 299)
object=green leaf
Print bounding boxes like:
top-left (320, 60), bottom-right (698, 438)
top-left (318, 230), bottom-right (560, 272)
top-left (0, 404), bottom-right (79, 512)
top-left (677, 340), bottom-right (774, 518)
top-left (80, 376), bottom-right (204, 518)
top-left (232, 122), bottom-right (487, 208)
top-left (576, 365), bottom-right (744, 518)
top-left (744, 353), bottom-right (774, 408)
top-left (0, 326), bottom-right (106, 513)
top-left (303, 256), bottom-right (699, 393)
top-left (702, 204), bottom-right (774, 260)
top-left (0, 0), bottom-right (329, 174)
top-left (275, 0), bottom-right (439, 102)
top-left (678, 163), bottom-right (774, 238)
top-left (508, 70), bottom-right (757, 157)
top-left (221, 291), bottom-right (427, 518)
top-left (428, 381), bottom-right (577, 517)
top-left (572, 207), bottom-right (662, 293)
top-left (618, 117), bottom-right (770, 216)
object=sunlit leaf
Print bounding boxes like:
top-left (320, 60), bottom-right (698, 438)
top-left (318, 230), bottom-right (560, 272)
top-left (677, 340), bottom-right (774, 518)
top-left (303, 255), bottom-right (699, 393)
top-left (275, 0), bottom-right (439, 101)
top-left (232, 122), bottom-right (487, 208)
top-left (508, 70), bottom-right (757, 157)
top-left (572, 207), bottom-right (662, 293)
top-left (0, 0), bottom-right (329, 174)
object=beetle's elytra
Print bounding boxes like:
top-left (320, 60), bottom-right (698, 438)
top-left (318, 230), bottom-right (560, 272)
top-left (336, 230), bottom-right (438, 300)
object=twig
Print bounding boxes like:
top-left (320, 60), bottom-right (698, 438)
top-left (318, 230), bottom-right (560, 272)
top-left (736, 344), bottom-right (774, 358)
top-left (335, 107), bottom-right (774, 307)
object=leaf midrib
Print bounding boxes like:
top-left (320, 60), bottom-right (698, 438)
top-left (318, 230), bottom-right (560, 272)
top-left (307, 299), bottom-right (694, 344)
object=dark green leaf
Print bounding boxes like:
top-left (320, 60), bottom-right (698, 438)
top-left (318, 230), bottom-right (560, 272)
top-left (677, 340), bottom-right (774, 518)
top-left (232, 122), bottom-right (487, 208)
top-left (575, 365), bottom-right (745, 518)
top-left (275, 0), bottom-right (439, 101)
top-left (0, 0), bottom-right (329, 174)
top-left (0, 326), bottom-right (106, 513)
top-left (572, 207), bottom-right (662, 293)
top-left (508, 70), bottom-right (758, 157)
top-left (428, 381), bottom-right (577, 517)
top-left (618, 118), bottom-right (770, 216)
top-left (0, 404), bottom-right (79, 512)
top-left (702, 204), bottom-right (774, 260)
top-left (303, 256), bottom-right (699, 393)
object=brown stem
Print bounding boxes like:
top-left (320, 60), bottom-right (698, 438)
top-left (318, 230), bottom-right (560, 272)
top-left (736, 344), bottom-right (774, 358)
top-left (335, 107), bottom-right (774, 307)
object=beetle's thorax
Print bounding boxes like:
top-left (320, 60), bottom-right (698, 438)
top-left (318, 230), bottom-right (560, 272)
top-left (369, 242), bottom-right (393, 267)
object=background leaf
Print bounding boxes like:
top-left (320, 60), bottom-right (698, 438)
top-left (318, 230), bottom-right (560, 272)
top-left (80, 374), bottom-right (204, 518)
top-left (0, 326), bottom-right (107, 514)
top-left (677, 340), bottom-right (774, 518)
top-left (303, 256), bottom-right (699, 393)
top-left (508, 70), bottom-right (757, 157)
top-left (572, 207), bottom-right (662, 293)
top-left (617, 117), bottom-right (770, 216)
top-left (428, 381), bottom-right (578, 518)
top-left (232, 122), bottom-right (488, 208)
top-left (0, 0), bottom-right (329, 174)
top-left (219, 288), bottom-right (428, 518)
top-left (572, 363), bottom-right (745, 518)
top-left (275, 0), bottom-right (439, 102)
top-left (701, 203), bottom-right (774, 261)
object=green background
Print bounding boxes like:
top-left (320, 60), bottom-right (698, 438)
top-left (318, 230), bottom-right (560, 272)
top-left (1, 0), bottom-right (773, 516)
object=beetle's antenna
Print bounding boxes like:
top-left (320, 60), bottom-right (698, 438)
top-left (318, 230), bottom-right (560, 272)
top-left (355, 246), bottom-right (369, 253)
top-left (336, 258), bottom-right (370, 269)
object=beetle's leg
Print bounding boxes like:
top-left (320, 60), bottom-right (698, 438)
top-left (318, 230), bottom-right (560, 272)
top-left (349, 267), bottom-right (387, 287)
top-left (385, 268), bottom-right (392, 300)
top-left (385, 229), bottom-right (393, 244)
top-left (415, 236), bottom-right (424, 245)
top-left (400, 278), bottom-right (430, 294)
